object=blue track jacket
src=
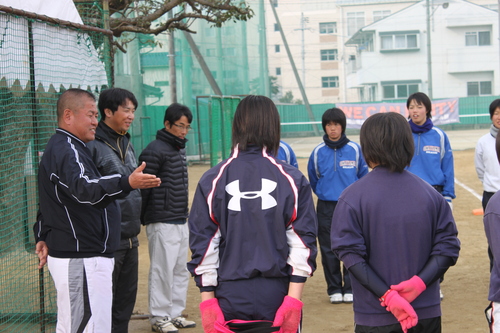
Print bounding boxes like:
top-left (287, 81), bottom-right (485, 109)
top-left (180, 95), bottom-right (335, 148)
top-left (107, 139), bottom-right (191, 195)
top-left (308, 141), bottom-right (368, 201)
top-left (406, 127), bottom-right (455, 198)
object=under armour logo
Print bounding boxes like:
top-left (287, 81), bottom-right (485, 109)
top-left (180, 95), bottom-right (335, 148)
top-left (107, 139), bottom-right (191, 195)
top-left (225, 178), bottom-right (278, 211)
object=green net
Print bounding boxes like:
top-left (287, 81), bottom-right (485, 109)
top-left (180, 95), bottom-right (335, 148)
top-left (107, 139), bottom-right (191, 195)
top-left (0, 5), bottom-right (111, 331)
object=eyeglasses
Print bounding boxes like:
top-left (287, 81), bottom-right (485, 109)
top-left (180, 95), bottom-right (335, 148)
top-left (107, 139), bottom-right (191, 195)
top-left (172, 123), bottom-right (192, 131)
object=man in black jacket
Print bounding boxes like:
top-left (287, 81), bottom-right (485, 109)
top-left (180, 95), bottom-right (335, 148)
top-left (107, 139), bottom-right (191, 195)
top-left (139, 103), bottom-right (196, 333)
top-left (86, 88), bottom-right (141, 333)
top-left (34, 88), bottom-right (160, 333)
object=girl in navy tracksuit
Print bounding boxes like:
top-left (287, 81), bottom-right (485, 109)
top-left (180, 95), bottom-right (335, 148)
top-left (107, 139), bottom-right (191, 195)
top-left (188, 96), bottom-right (317, 333)
top-left (331, 112), bottom-right (460, 333)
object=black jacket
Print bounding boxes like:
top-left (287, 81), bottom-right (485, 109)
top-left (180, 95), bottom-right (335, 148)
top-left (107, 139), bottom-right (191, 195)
top-left (35, 129), bottom-right (132, 258)
top-left (86, 122), bottom-right (142, 249)
top-left (139, 129), bottom-right (189, 224)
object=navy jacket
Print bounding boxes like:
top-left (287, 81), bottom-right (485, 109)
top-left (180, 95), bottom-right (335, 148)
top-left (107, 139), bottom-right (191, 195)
top-left (188, 145), bottom-right (317, 292)
top-left (34, 129), bottom-right (132, 258)
top-left (332, 167), bottom-right (460, 326)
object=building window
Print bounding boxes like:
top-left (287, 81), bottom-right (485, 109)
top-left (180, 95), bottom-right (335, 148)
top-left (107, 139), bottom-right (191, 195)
top-left (223, 48), bottom-right (235, 56)
top-left (381, 33), bottom-right (418, 50)
top-left (467, 81), bottom-right (492, 96)
top-left (347, 12), bottom-right (365, 36)
top-left (382, 83), bottom-right (419, 99)
top-left (465, 31), bottom-right (491, 46)
top-left (205, 29), bottom-right (215, 37)
top-left (276, 67), bottom-right (281, 75)
top-left (275, 44), bottom-right (280, 52)
top-left (373, 10), bottom-right (391, 22)
top-left (322, 76), bottom-right (339, 88)
top-left (224, 26), bottom-right (235, 36)
top-left (206, 48), bottom-right (216, 57)
top-left (319, 22), bottom-right (337, 34)
top-left (321, 49), bottom-right (338, 61)
top-left (274, 23), bottom-right (280, 32)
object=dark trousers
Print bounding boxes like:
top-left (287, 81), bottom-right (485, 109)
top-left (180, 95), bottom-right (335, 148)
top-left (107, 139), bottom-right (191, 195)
top-left (317, 199), bottom-right (351, 295)
top-left (483, 191), bottom-right (496, 272)
top-left (216, 276), bottom-right (289, 321)
top-left (112, 246), bottom-right (139, 333)
top-left (355, 316), bottom-right (441, 333)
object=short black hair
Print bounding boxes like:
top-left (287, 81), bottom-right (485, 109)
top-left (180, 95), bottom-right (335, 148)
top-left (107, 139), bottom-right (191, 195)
top-left (360, 112), bottom-right (414, 173)
top-left (322, 108), bottom-right (346, 134)
top-left (407, 92), bottom-right (432, 119)
top-left (57, 88), bottom-right (95, 121)
top-left (231, 95), bottom-right (280, 155)
top-left (489, 99), bottom-right (500, 119)
top-left (98, 88), bottom-right (138, 120)
top-left (164, 103), bottom-right (193, 125)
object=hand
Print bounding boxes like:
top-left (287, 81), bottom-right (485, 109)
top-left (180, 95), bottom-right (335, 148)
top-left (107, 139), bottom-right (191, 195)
top-left (200, 298), bottom-right (225, 333)
top-left (128, 162), bottom-right (161, 189)
top-left (390, 275), bottom-right (426, 304)
top-left (272, 296), bottom-right (303, 333)
top-left (380, 290), bottom-right (418, 333)
top-left (35, 241), bottom-right (48, 269)
top-left (444, 196), bottom-right (453, 210)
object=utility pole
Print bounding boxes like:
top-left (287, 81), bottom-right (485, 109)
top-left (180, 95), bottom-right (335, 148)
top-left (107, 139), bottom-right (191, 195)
top-left (426, 0), bottom-right (433, 99)
top-left (168, 12), bottom-right (177, 103)
top-left (294, 13), bottom-right (308, 87)
top-left (270, 2), bottom-right (320, 135)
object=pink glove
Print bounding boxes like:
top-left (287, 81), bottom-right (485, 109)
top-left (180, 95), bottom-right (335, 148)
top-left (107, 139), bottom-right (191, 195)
top-left (200, 298), bottom-right (225, 333)
top-left (272, 296), bottom-right (303, 333)
top-left (380, 290), bottom-right (418, 333)
top-left (390, 275), bottom-right (426, 304)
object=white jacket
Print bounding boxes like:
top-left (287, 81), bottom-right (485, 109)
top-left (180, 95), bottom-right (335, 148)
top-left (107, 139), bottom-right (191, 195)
top-left (475, 131), bottom-right (500, 192)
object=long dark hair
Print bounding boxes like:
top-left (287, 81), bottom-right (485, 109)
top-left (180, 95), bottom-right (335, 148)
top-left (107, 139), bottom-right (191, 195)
top-left (231, 95), bottom-right (280, 155)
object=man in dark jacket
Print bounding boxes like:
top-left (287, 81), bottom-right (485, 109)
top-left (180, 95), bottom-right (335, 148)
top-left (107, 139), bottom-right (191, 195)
top-left (34, 88), bottom-right (161, 333)
top-left (139, 103), bottom-right (196, 333)
top-left (86, 87), bottom-right (141, 333)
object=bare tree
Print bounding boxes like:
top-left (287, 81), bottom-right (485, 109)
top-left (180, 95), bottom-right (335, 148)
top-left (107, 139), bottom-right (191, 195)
top-left (105, 0), bottom-right (253, 36)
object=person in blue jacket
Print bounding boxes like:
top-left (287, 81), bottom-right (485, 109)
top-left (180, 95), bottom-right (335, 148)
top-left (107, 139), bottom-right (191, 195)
top-left (332, 112), bottom-right (460, 333)
top-left (188, 95), bottom-right (317, 333)
top-left (406, 92), bottom-right (455, 207)
top-left (307, 107), bottom-right (368, 304)
top-left (277, 140), bottom-right (299, 168)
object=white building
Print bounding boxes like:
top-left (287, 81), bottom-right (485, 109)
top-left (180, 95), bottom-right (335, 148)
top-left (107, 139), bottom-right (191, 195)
top-left (266, 0), bottom-right (498, 103)
top-left (266, 0), bottom-right (421, 103)
top-left (344, 0), bottom-right (499, 101)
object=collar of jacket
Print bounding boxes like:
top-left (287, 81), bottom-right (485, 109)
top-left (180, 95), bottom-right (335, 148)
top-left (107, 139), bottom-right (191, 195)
top-left (156, 128), bottom-right (188, 150)
top-left (95, 121), bottom-right (130, 152)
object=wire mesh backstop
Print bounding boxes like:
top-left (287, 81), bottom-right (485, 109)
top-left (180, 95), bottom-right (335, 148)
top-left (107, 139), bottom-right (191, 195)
top-left (0, 5), bottom-right (111, 331)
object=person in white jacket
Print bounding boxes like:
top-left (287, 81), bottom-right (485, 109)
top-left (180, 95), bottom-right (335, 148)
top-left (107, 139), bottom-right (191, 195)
top-left (475, 98), bottom-right (500, 271)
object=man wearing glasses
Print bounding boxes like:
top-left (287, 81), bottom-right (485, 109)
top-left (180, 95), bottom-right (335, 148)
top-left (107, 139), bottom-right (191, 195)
top-left (139, 103), bottom-right (196, 333)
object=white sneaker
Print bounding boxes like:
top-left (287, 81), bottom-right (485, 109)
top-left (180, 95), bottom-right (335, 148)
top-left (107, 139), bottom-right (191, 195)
top-left (343, 293), bottom-right (353, 303)
top-left (171, 316), bottom-right (196, 329)
top-left (152, 318), bottom-right (179, 333)
top-left (329, 293), bottom-right (343, 304)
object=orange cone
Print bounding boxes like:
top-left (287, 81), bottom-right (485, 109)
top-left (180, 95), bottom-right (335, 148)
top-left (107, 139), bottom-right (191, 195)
top-left (472, 208), bottom-right (484, 216)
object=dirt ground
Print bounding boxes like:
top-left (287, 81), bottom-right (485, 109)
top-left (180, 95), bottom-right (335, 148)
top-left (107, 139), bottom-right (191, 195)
top-left (129, 148), bottom-right (490, 333)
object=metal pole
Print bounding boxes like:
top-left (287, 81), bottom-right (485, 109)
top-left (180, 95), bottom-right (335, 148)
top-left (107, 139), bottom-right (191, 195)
top-left (269, 1), bottom-right (320, 135)
top-left (426, 0), bottom-right (433, 99)
top-left (168, 31), bottom-right (177, 103)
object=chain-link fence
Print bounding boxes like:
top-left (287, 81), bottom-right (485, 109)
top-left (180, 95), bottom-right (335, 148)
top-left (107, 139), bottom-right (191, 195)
top-left (0, 4), bottom-right (111, 331)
